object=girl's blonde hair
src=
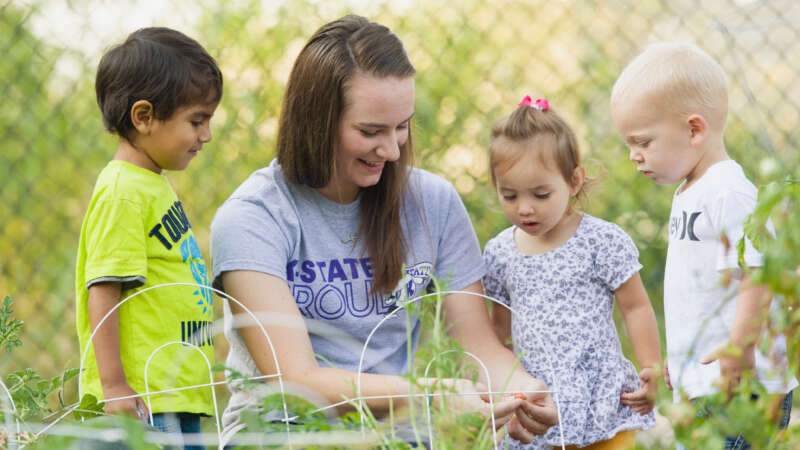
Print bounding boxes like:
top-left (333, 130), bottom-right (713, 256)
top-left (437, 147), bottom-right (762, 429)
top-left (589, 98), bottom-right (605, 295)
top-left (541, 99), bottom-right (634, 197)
top-left (489, 100), bottom-right (588, 199)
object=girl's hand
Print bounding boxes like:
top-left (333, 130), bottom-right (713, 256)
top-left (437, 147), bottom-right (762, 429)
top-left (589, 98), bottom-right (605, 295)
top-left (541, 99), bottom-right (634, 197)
top-left (507, 394), bottom-right (557, 443)
top-left (620, 367), bottom-right (658, 415)
top-left (102, 382), bottom-right (149, 422)
top-left (504, 376), bottom-right (559, 443)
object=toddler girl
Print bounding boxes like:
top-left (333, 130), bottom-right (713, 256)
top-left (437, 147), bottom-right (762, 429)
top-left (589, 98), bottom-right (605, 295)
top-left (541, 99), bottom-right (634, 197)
top-left (483, 96), bottom-right (661, 449)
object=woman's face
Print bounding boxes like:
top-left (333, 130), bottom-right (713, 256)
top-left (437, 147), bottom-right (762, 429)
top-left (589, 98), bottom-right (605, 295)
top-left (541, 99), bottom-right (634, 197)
top-left (319, 73), bottom-right (415, 203)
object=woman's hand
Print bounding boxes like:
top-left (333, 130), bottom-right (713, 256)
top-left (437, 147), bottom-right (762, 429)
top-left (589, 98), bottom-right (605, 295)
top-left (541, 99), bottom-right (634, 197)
top-left (440, 284), bottom-right (558, 443)
top-left (429, 378), bottom-right (522, 430)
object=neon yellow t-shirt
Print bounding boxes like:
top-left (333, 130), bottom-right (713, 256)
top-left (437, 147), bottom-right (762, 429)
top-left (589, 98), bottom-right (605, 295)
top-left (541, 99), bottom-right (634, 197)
top-left (75, 160), bottom-right (214, 415)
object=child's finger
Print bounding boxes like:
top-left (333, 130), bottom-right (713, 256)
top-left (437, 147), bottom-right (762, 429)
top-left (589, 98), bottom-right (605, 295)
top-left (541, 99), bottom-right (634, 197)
top-left (507, 415), bottom-right (534, 444)
top-left (622, 398), bottom-right (649, 408)
top-left (514, 401), bottom-right (555, 436)
top-left (699, 343), bottom-right (726, 364)
top-left (620, 387), bottom-right (647, 401)
top-left (491, 408), bottom-right (517, 429)
top-left (483, 398), bottom-right (523, 425)
top-left (494, 423), bottom-right (507, 445)
top-left (134, 398), bottom-right (150, 423)
top-left (522, 394), bottom-right (558, 426)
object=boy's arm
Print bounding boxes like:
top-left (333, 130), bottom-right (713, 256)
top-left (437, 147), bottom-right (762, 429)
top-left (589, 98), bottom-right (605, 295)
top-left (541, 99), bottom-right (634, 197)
top-left (700, 271), bottom-right (771, 393)
top-left (87, 281), bottom-right (149, 420)
top-left (616, 272), bottom-right (662, 415)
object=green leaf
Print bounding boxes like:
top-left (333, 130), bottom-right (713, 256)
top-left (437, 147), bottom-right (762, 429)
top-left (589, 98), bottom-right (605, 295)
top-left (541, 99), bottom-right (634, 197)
top-left (72, 393), bottom-right (104, 420)
top-left (736, 236), bottom-right (747, 269)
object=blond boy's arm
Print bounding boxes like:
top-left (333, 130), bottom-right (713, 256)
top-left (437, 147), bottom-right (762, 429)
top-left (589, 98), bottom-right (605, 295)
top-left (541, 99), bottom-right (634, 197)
top-left (87, 281), bottom-right (149, 419)
top-left (729, 272), bottom-right (771, 353)
top-left (700, 271), bottom-right (771, 392)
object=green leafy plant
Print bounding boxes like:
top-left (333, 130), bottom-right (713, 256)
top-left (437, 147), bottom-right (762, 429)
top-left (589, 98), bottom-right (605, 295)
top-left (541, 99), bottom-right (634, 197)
top-left (663, 172), bottom-right (800, 450)
top-left (4, 367), bottom-right (80, 421)
top-left (1, 296), bottom-right (75, 421)
top-left (742, 175), bottom-right (800, 376)
top-left (0, 295), bottom-right (23, 354)
top-left (71, 393), bottom-right (105, 421)
top-left (666, 376), bottom-right (789, 449)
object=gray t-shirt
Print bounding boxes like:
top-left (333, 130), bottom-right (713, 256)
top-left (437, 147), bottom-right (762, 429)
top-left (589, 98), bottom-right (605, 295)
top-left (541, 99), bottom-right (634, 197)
top-left (210, 159), bottom-right (484, 440)
top-left (483, 214), bottom-right (655, 448)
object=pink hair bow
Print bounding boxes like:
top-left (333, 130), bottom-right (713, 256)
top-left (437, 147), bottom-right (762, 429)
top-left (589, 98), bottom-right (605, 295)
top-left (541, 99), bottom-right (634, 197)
top-left (517, 95), bottom-right (549, 111)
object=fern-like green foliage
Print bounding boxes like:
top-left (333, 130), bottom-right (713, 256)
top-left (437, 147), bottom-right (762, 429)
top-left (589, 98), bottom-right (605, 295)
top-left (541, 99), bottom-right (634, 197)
top-left (1, 296), bottom-right (80, 425)
top-left (0, 295), bottom-right (23, 354)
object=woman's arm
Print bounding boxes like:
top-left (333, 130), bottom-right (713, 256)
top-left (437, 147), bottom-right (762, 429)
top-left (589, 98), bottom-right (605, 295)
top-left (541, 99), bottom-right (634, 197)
top-left (444, 282), bottom-right (525, 388)
top-left (443, 281), bottom-right (558, 440)
top-left (221, 270), bottom-right (523, 420)
top-left (222, 269), bottom-right (408, 414)
top-left (616, 272), bottom-right (661, 414)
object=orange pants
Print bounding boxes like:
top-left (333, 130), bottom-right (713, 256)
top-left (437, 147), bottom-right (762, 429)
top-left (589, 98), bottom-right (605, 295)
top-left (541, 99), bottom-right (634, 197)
top-left (555, 430), bottom-right (636, 450)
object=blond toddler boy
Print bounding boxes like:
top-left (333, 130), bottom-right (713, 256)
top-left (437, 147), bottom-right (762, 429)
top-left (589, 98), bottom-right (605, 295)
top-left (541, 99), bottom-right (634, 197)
top-left (611, 42), bottom-right (797, 449)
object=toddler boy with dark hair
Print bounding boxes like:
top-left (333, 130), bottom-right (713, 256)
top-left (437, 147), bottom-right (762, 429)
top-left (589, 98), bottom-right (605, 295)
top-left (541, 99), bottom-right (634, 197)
top-left (75, 27), bottom-right (222, 449)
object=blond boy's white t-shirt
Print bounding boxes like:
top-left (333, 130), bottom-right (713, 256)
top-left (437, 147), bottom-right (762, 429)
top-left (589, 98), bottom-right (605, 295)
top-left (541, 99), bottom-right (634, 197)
top-left (664, 159), bottom-right (797, 401)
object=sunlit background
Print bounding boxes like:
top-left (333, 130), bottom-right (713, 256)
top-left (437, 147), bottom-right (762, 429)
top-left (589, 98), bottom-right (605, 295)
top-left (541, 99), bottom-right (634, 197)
top-left (2, 0), bottom-right (799, 441)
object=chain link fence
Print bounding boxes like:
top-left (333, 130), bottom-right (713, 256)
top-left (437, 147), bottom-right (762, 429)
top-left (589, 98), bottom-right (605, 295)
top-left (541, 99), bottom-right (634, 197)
top-left (2, 0), bottom-right (798, 406)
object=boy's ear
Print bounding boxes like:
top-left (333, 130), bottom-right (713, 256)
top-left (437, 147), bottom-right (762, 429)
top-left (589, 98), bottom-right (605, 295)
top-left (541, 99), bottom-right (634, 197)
top-left (570, 166), bottom-right (586, 196)
top-left (130, 100), bottom-right (154, 134)
top-left (687, 114), bottom-right (708, 147)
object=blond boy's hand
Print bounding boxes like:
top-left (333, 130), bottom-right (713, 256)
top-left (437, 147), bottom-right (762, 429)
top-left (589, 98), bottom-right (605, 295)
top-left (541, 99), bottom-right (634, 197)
top-left (700, 341), bottom-right (756, 395)
top-left (102, 382), bottom-right (149, 421)
top-left (620, 367), bottom-right (658, 415)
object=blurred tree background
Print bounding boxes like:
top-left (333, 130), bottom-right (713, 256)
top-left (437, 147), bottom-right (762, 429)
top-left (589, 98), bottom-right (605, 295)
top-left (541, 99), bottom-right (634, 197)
top-left (1, 0), bottom-right (798, 439)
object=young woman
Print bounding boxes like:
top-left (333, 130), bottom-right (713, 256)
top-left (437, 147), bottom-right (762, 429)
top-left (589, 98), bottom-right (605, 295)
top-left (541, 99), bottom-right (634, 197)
top-left (210, 15), bottom-right (558, 446)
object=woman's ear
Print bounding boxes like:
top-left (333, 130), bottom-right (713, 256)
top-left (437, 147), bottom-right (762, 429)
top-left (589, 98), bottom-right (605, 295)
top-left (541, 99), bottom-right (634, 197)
top-left (570, 166), bottom-right (586, 196)
top-left (687, 114), bottom-right (708, 148)
top-left (130, 100), bottom-right (154, 135)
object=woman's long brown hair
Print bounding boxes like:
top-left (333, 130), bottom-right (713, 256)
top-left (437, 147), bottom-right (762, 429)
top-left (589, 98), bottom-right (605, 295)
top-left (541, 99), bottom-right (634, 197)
top-left (277, 15), bottom-right (416, 294)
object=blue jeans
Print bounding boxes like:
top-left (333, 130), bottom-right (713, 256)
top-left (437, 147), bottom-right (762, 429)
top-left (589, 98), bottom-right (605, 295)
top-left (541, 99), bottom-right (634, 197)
top-left (151, 412), bottom-right (204, 450)
top-left (722, 390), bottom-right (793, 450)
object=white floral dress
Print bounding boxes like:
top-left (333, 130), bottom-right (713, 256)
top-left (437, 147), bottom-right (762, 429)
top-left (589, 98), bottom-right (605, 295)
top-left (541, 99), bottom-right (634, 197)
top-left (483, 214), bottom-right (655, 448)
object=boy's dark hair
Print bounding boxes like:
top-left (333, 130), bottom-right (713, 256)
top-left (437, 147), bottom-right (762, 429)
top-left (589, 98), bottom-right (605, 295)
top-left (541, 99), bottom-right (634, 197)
top-left (95, 27), bottom-right (223, 141)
